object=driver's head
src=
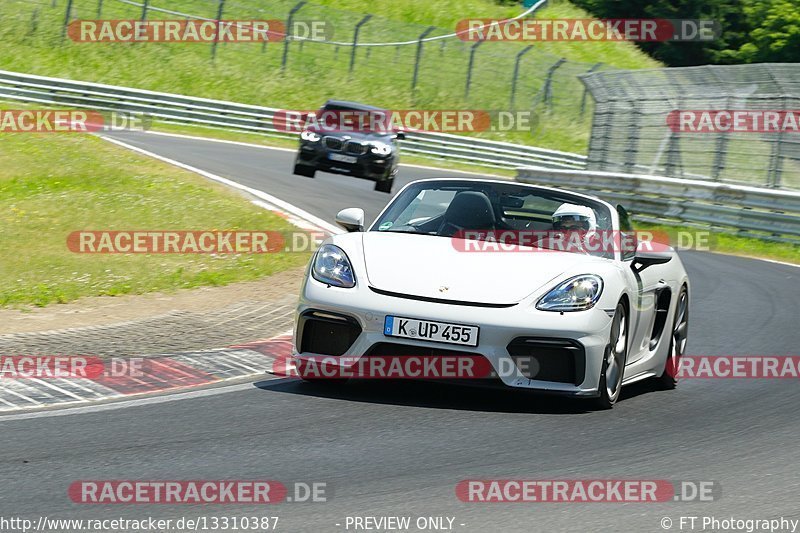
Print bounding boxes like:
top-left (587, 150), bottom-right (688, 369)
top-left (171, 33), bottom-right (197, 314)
top-left (552, 204), bottom-right (597, 232)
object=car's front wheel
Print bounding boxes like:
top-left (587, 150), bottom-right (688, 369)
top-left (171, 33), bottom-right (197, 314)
top-left (594, 301), bottom-right (628, 409)
top-left (374, 177), bottom-right (394, 193)
top-left (294, 163), bottom-right (316, 178)
top-left (656, 285), bottom-right (688, 390)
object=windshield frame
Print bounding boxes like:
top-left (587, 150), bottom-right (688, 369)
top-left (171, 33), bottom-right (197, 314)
top-left (368, 178), bottom-right (618, 259)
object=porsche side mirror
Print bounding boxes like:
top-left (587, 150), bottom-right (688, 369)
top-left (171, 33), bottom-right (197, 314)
top-left (632, 250), bottom-right (672, 273)
top-left (336, 208), bottom-right (365, 232)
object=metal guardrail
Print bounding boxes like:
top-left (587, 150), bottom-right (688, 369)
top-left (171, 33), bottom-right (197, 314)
top-left (517, 167), bottom-right (800, 244)
top-left (1, 69), bottom-right (797, 243)
top-left (0, 69), bottom-right (587, 171)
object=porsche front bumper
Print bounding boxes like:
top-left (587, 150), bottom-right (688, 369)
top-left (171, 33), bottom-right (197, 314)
top-left (292, 275), bottom-right (615, 396)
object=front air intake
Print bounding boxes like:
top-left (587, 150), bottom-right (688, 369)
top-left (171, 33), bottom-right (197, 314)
top-left (299, 310), bottom-right (361, 356)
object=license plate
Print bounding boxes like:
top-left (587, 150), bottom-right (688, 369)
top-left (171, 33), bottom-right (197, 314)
top-left (383, 316), bottom-right (479, 347)
top-left (328, 153), bottom-right (358, 164)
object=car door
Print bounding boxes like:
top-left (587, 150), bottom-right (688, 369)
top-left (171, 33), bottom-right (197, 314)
top-left (617, 205), bottom-right (663, 365)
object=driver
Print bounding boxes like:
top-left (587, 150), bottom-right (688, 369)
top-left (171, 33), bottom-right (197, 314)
top-left (552, 203), bottom-right (597, 232)
top-left (551, 204), bottom-right (598, 254)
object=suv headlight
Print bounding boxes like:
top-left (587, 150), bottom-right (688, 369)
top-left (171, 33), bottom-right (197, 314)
top-left (536, 275), bottom-right (603, 312)
top-left (301, 130), bottom-right (321, 142)
top-left (370, 142), bottom-right (392, 156)
top-left (311, 244), bottom-right (356, 288)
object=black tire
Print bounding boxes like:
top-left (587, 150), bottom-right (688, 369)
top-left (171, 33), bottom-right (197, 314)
top-left (594, 301), bottom-right (628, 409)
top-left (294, 164), bottom-right (316, 178)
top-left (656, 285), bottom-right (688, 390)
top-left (374, 177), bottom-right (394, 193)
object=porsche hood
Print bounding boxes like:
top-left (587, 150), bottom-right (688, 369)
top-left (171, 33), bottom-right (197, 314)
top-left (359, 232), bottom-right (610, 305)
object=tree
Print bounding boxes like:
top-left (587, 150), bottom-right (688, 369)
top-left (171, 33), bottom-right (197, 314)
top-left (566, 0), bottom-right (799, 65)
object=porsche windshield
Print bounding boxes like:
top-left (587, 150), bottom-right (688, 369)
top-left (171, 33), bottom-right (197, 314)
top-left (371, 180), bottom-right (614, 257)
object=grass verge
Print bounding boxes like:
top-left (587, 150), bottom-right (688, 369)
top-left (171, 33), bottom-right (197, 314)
top-left (636, 224), bottom-right (800, 265)
top-left (0, 132), bottom-right (310, 308)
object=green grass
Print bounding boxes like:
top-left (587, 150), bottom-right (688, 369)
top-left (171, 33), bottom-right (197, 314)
top-left (636, 223), bottom-right (800, 265)
top-left (0, 0), bottom-right (659, 154)
top-left (0, 132), bottom-right (309, 308)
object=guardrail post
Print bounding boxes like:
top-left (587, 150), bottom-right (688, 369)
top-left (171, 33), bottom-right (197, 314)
top-left (768, 97), bottom-right (787, 188)
top-left (543, 58), bottom-right (566, 110)
top-left (623, 105), bottom-right (641, 173)
top-left (464, 40), bottom-right (484, 101)
top-left (509, 45), bottom-right (533, 110)
top-left (29, 8), bottom-right (40, 35)
top-left (281, 1), bottom-right (306, 72)
top-left (60, 0), bottom-right (73, 42)
top-left (140, 0), bottom-right (149, 21)
top-left (411, 26), bottom-right (436, 93)
top-left (210, 0), bottom-right (227, 60)
top-left (349, 15), bottom-right (371, 74)
top-left (664, 131), bottom-right (684, 178)
top-left (579, 62), bottom-right (603, 117)
top-left (711, 132), bottom-right (729, 181)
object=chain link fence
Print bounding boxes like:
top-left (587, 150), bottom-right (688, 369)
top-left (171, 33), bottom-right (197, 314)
top-left (582, 64), bottom-right (800, 190)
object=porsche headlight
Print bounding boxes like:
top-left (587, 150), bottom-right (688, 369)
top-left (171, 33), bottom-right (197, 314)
top-left (301, 130), bottom-right (321, 142)
top-left (536, 275), bottom-right (603, 312)
top-left (370, 142), bottom-right (392, 156)
top-left (311, 244), bottom-right (356, 288)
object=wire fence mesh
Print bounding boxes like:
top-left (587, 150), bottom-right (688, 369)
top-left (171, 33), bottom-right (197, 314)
top-left (582, 64), bottom-right (800, 190)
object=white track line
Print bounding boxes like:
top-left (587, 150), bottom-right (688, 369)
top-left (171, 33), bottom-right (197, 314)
top-left (0, 396), bottom-right (18, 408)
top-left (0, 382), bottom-right (265, 421)
top-left (29, 378), bottom-right (85, 401)
top-left (2, 387), bottom-right (42, 406)
top-left (100, 135), bottom-right (342, 235)
top-left (212, 354), bottom-right (262, 374)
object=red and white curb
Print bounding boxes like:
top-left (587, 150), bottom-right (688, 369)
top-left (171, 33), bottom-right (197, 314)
top-left (0, 333), bottom-right (295, 413)
top-left (0, 132), bottom-right (339, 414)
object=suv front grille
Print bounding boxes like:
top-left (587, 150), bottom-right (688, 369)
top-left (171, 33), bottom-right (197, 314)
top-left (344, 141), bottom-right (368, 155)
top-left (323, 137), bottom-right (344, 151)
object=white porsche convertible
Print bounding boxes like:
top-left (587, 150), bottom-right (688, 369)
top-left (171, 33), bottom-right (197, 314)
top-left (292, 178), bottom-right (690, 408)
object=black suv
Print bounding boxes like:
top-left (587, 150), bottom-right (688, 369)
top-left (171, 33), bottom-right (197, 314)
top-left (293, 100), bottom-right (404, 193)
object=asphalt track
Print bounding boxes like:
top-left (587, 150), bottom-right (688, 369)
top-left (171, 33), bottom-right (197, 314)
top-left (2, 131), bottom-right (799, 533)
